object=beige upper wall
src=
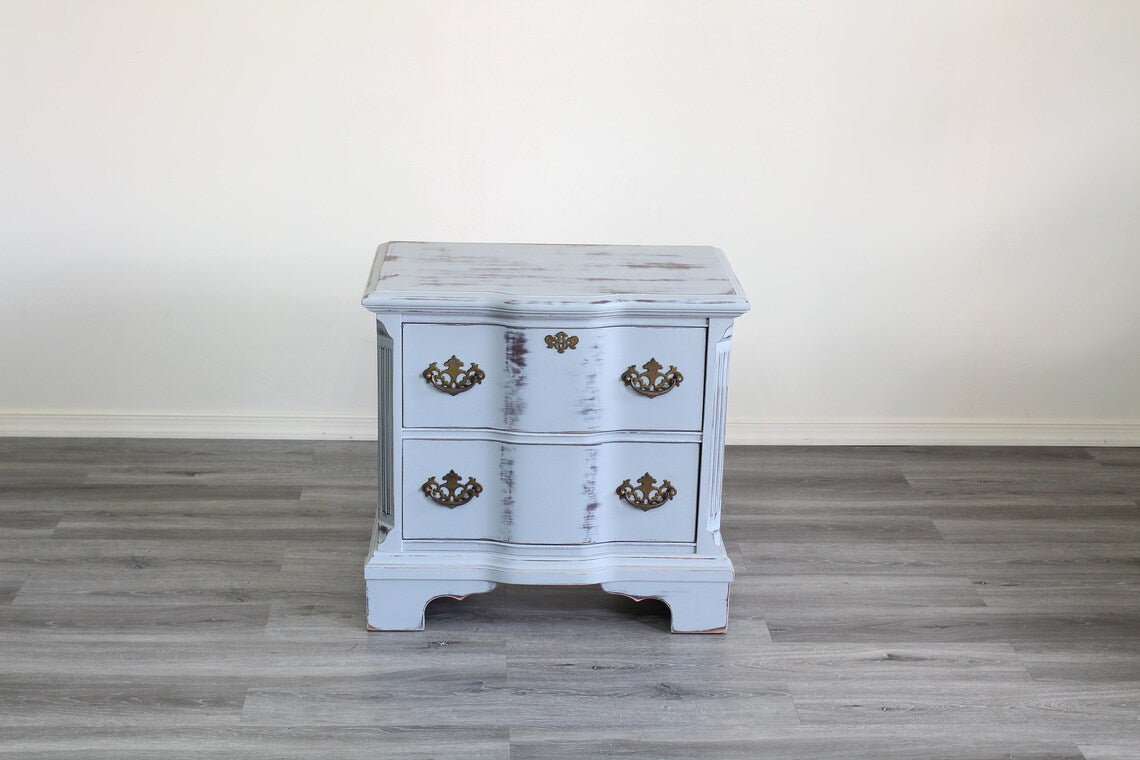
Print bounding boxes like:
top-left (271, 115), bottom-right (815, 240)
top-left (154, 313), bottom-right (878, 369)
top-left (1, 0), bottom-right (1138, 436)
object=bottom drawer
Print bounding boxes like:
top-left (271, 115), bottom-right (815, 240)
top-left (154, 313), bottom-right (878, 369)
top-left (403, 439), bottom-right (698, 544)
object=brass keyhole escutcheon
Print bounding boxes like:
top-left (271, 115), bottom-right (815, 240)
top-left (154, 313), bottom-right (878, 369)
top-left (621, 358), bottom-right (683, 398)
top-left (421, 470), bottom-right (483, 508)
top-left (422, 355), bottom-right (485, 395)
top-left (616, 473), bottom-right (677, 511)
top-left (544, 332), bottom-right (579, 353)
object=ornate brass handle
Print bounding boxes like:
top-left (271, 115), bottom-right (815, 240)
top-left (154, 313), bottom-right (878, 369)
top-left (621, 358), bottom-right (683, 398)
top-left (421, 470), bottom-right (483, 508)
top-left (544, 332), bottom-right (579, 353)
top-left (616, 473), bottom-right (677, 511)
top-left (422, 355), bottom-right (485, 395)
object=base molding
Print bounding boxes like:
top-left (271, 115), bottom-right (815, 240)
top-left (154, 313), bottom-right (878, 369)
top-left (1, 413), bottom-right (1137, 446)
top-left (364, 550), bottom-right (735, 584)
top-left (364, 549), bottom-right (735, 633)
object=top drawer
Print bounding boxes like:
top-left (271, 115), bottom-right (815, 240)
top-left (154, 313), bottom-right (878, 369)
top-left (402, 324), bottom-right (705, 433)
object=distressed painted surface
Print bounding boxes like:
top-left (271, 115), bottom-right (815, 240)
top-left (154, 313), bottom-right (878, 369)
top-left (375, 323), bottom-right (394, 532)
top-left (702, 324), bottom-right (734, 550)
top-left (402, 324), bottom-right (705, 432)
top-left (402, 439), bottom-right (699, 544)
top-left (365, 579), bottom-right (496, 631)
top-left (362, 242), bottom-right (749, 317)
top-left (601, 580), bottom-right (732, 633)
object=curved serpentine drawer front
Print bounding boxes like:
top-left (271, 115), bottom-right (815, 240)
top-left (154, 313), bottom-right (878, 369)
top-left (403, 439), bottom-right (699, 544)
top-left (403, 324), bottom-right (705, 432)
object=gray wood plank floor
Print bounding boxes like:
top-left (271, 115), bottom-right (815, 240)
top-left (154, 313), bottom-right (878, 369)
top-left (1, 440), bottom-right (1137, 759)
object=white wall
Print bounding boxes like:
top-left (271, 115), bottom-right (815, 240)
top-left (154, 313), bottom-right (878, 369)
top-left (2, 0), bottom-right (1138, 444)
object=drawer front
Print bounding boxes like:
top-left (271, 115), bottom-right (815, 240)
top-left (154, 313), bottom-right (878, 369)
top-left (403, 324), bottom-right (705, 432)
top-left (403, 439), bottom-right (699, 544)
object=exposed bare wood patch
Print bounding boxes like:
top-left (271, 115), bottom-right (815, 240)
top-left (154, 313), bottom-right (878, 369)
top-left (624, 261), bottom-right (699, 269)
top-left (503, 329), bottom-right (528, 429)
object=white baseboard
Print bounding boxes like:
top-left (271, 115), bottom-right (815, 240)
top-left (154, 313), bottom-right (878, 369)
top-left (0, 414), bottom-right (1137, 446)
top-left (726, 420), bottom-right (1140, 446)
top-left (0, 414), bottom-right (378, 441)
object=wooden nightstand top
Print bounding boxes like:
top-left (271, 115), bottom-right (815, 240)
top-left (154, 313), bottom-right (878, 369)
top-left (362, 242), bottom-right (749, 318)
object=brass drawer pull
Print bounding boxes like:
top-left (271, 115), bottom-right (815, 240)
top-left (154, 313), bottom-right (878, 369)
top-left (621, 358), bottom-right (683, 398)
top-left (544, 332), bottom-right (579, 353)
top-left (422, 356), bottom-right (485, 395)
top-left (616, 473), bottom-right (677, 511)
top-left (421, 470), bottom-right (483, 508)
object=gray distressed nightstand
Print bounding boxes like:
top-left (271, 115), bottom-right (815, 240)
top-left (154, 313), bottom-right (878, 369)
top-left (361, 242), bottom-right (749, 632)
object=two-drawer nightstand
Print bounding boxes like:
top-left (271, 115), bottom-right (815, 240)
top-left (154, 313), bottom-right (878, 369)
top-left (361, 242), bottom-right (749, 632)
